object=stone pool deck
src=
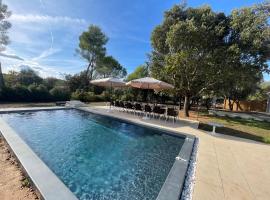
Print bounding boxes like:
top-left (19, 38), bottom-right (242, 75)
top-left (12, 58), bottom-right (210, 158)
top-left (86, 105), bottom-right (270, 200)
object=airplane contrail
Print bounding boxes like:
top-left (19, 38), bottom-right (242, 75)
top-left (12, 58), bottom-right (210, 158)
top-left (39, 0), bottom-right (54, 49)
top-left (0, 52), bottom-right (24, 61)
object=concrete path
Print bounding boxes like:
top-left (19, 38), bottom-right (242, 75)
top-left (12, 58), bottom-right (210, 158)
top-left (87, 106), bottom-right (270, 200)
top-left (210, 110), bottom-right (270, 122)
top-left (0, 106), bottom-right (66, 113)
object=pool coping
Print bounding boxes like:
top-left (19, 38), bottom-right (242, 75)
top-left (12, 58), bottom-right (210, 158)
top-left (0, 107), bottom-right (196, 200)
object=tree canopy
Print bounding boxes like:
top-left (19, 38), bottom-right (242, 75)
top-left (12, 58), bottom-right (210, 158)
top-left (149, 2), bottom-right (270, 116)
top-left (218, 1), bottom-right (270, 109)
top-left (95, 56), bottom-right (127, 78)
top-left (126, 65), bottom-right (148, 81)
top-left (78, 25), bottom-right (127, 81)
top-left (0, 1), bottom-right (12, 88)
top-left (78, 25), bottom-right (108, 80)
top-left (150, 5), bottom-right (229, 116)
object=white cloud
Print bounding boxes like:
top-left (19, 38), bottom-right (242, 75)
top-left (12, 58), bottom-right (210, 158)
top-left (2, 13), bottom-right (88, 78)
top-left (0, 52), bottom-right (24, 60)
top-left (1, 47), bottom-right (65, 78)
top-left (32, 48), bottom-right (61, 61)
top-left (10, 14), bottom-right (87, 25)
top-left (5, 60), bottom-right (65, 79)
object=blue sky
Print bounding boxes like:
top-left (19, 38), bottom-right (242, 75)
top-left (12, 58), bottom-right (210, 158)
top-left (1, 0), bottom-right (269, 81)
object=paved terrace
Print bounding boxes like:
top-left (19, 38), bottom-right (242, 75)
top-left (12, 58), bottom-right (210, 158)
top-left (86, 105), bottom-right (270, 200)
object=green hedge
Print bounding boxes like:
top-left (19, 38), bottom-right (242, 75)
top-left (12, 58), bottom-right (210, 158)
top-left (71, 90), bottom-right (108, 102)
top-left (0, 85), bottom-right (71, 102)
top-left (50, 86), bottom-right (71, 101)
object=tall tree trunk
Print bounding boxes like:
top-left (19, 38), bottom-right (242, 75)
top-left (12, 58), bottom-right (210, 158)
top-left (223, 96), bottom-right (227, 109)
top-left (236, 99), bottom-right (239, 111)
top-left (86, 63), bottom-right (93, 80)
top-left (86, 58), bottom-right (95, 81)
top-left (179, 96), bottom-right (182, 110)
top-left (0, 62), bottom-right (5, 89)
top-left (205, 99), bottom-right (210, 110)
top-left (183, 95), bottom-right (190, 117)
top-left (228, 97), bottom-right (234, 111)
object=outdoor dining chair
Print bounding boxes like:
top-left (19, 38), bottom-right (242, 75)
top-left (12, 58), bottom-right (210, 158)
top-left (119, 101), bottom-right (126, 112)
top-left (158, 107), bottom-right (167, 120)
top-left (114, 101), bottom-right (120, 111)
top-left (125, 102), bottom-right (134, 113)
top-left (166, 107), bottom-right (179, 123)
top-left (144, 104), bottom-right (152, 118)
top-left (134, 103), bottom-right (143, 116)
top-left (152, 106), bottom-right (161, 118)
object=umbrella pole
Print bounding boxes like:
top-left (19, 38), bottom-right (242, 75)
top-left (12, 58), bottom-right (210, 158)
top-left (110, 82), bottom-right (112, 109)
top-left (147, 83), bottom-right (149, 104)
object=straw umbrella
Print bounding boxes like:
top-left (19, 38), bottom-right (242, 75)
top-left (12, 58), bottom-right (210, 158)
top-left (126, 77), bottom-right (174, 103)
top-left (90, 77), bottom-right (126, 109)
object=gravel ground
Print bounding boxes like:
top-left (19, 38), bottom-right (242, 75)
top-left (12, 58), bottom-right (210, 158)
top-left (0, 137), bottom-right (38, 200)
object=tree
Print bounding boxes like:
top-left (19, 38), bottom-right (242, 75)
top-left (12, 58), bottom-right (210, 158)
top-left (95, 56), bottom-right (127, 78)
top-left (221, 1), bottom-right (270, 110)
top-left (65, 71), bottom-right (89, 92)
top-left (3, 70), bottom-right (18, 86)
top-left (17, 69), bottom-right (43, 86)
top-left (248, 81), bottom-right (270, 101)
top-left (150, 5), bottom-right (228, 117)
top-left (150, 2), bottom-right (270, 116)
top-left (0, 1), bottom-right (11, 88)
top-left (126, 65), bottom-right (148, 81)
top-left (43, 77), bottom-right (65, 90)
top-left (77, 25), bottom-right (108, 80)
top-left (122, 65), bottom-right (149, 102)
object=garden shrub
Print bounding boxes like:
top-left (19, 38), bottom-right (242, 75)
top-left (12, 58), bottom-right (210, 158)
top-left (12, 85), bottom-right (31, 101)
top-left (71, 90), bottom-right (106, 102)
top-left (28, 84), bottom-right (51, 101)
top-left (50, 86), bottom-right (71, 101)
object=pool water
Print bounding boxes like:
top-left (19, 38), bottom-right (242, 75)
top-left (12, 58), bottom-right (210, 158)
top-left (2, 109), bottom-right (185, 200)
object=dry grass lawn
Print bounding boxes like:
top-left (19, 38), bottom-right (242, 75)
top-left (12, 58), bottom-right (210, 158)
top-left (183, 110), bottom-right (270, 143)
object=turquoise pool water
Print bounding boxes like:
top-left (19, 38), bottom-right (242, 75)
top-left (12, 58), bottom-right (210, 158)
top-left (2, 109), bottom-right (185, 200)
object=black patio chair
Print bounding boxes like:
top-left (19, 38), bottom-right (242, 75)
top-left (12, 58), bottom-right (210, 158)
top-left (144, 104), bottom-right (152, 118)
top-left (114, 101), bottom-right (120, 111)
top-left (166, 107), bottom-right (179, 123)
top-left (152, 106), bottom-right (160, 118)
top-left (134, 103), bottom-right (143, 115)
top-left (157, 107), bottom-right (166, 120)
top-left (119, 101), bottom-right (126, 112)
top-left (110, 101), bottom-right (115, 107)
top-left (125, 102), bottom-right (134, 113)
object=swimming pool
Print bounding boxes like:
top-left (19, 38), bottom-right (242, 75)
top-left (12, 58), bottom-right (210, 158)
top-left (0, 108), bottom-right (193, 200)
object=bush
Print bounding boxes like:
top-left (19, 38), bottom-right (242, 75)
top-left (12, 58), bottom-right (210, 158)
top-left (0, 84), bottom-right (71, 102)
top-left (12, 85), bottom-right (31, 101)
top-left (28, 84), bottom-right (51, 101)
top-left (0, 86), bottom-right (17, 101)
top-left (71, 90), bottom-right (106, 102)
top-left (50, 86), bottom-right (71, 101)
